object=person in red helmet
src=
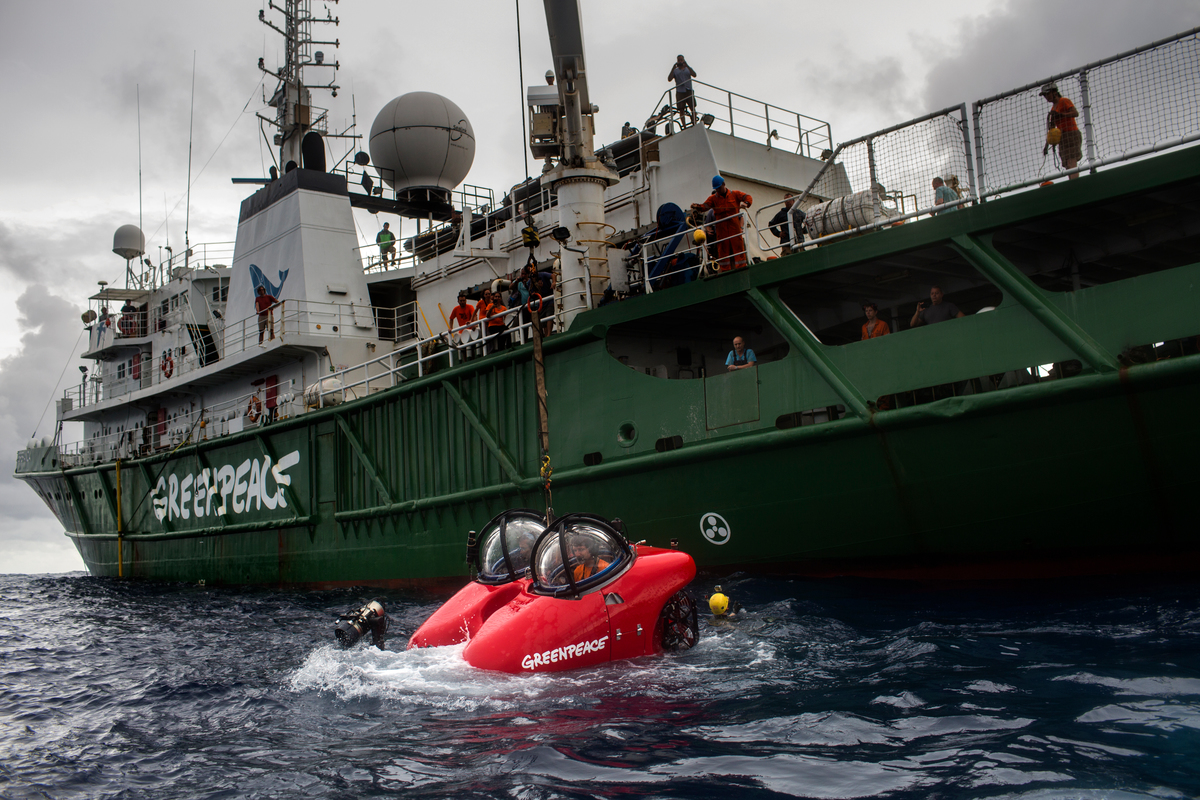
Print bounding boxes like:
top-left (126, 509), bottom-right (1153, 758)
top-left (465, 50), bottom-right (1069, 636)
top-left (692, 175), bottom-right (752, 271)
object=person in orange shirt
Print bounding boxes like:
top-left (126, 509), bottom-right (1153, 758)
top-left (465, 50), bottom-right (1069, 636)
top-left (474, 289), bottom-right (509, 354)
top-left (449, 292), bottom-right (473, 331)
top-left (691, 176), bottom-right (752, 271)
top-left (861, 302), bottom-right (892, 410)
top-left (446, 290), bottom-right (476, 355)
top-left (1040, 83), bottom-right (1082, 179)
top-left (571, 537), bottom-right (609, 581)
top-left (861, 302), bottom-right (890, 339)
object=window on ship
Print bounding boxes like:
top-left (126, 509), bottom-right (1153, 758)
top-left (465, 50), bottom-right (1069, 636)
top-left (606, 294), bottom-right (789, 379)
top-left (992, 179), bottom-right (1200, 291)
top-left (775, 243), bottom-right (1003, 345)
top-left (989, 178), bottom-right (1200, 363)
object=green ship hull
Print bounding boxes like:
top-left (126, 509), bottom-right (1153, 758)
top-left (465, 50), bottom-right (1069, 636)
top-left (17, 148), bottom-right (1200, 586)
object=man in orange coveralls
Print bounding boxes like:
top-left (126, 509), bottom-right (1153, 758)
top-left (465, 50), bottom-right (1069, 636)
top-left (691, 176), bottom-right (752, 271)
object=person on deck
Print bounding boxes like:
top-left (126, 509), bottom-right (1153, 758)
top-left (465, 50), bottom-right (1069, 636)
top-left (377, 222), bottom-right (397, 267)
top-left (1040, 82), bottom-right (1082, 179)
top-left (726, 336), bottom-right (757, 371)
top-left (474, 289), bottom-right (509, 354)
top-left (769, 193), bottom-right (799, 255)
top-left (448, 292), bottom-right (474, 345)
top-left (118, 300), bottom-right (138, 336)
top-left (862, 302), bottom-right (895, 409)
top-left (514, 263), bottom-right (556, 337)
top-left (932, 177), bottom-right (959, 213)
top-left (571, 538), bottom-right (609, 581)
top-left (692, 176), bottom-right (752, 271)
top-left (668, 55), bottom-right (698, 127)
top-left (910, 285), bottom-right (965, 327)
top-left (255, 286), bottom-right (277, 344)
top-left (861, 302), bottom-right (890, 339)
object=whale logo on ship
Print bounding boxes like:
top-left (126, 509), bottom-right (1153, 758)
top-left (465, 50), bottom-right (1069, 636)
top-left (248, 263), bottom-right (290, 302)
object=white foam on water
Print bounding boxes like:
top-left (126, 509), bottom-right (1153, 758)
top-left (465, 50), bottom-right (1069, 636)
top-left (1054, 672), bottom-right (1200, 697)
top-left (287, 643), bottom-right (558, 706)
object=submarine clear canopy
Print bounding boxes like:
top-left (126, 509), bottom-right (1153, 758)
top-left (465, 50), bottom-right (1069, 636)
top-left (477, 509), bottom-right (546, 584)
top-left (531, 514), bottom-right (633, 596)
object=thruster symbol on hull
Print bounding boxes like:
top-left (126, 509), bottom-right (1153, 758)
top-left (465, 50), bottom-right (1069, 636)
top-left (701, 513), bottom-right (731, 545)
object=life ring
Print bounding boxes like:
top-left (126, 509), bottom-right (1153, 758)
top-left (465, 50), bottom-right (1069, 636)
top-left (526, 293), bottom-right (544, 314)
top-left (246, 396), bottom-right (262, 423)
top-left (161, 354), bottom-right (174, 378)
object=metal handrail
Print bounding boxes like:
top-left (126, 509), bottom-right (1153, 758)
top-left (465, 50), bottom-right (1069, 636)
top-left (647, 80), bottom-right (833, 158)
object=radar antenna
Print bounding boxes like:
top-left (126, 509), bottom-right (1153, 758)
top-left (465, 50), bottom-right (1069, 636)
top-left (256, 0), bottom-right (342, 172)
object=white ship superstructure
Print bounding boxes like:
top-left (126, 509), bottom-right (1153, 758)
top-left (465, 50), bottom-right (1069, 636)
top-left (56, 0), bottom-right (840, 468)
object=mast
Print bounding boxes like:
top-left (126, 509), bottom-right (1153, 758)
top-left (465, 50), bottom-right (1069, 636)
top-left (256, 0), bottom-right (341, 171)
top-left (540, 0), bottom-right (618, 326)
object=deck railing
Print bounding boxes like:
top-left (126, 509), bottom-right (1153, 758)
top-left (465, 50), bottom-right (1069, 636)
top-left (973, 27), bottom-right (1200, 198)
top-left (337, 163), bottom-right (497, 273)
top-left (55, 301), bottom-right (555, 466)
top-left (727, 27), bottom-right (1200, 249)
top-left (139, 242), bottom-right (235, 288)
top-left (792, 103), bottom-right (976, 239)
top-left (647, 80), bottom-right (833, 159)
top-left (64, 298), bottom-right (421, 410)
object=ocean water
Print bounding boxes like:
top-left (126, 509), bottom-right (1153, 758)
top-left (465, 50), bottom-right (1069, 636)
top-left (1, 573), bottom-right (1198, 799)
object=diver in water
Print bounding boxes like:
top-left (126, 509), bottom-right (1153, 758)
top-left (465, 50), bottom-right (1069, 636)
top-left (708, 586), bottom-right (742, 621)
top-left (334, 599), bottom-right (389, 649)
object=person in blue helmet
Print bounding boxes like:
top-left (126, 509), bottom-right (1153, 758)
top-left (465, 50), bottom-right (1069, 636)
top-left (691, 175), bottom-right (752, 271)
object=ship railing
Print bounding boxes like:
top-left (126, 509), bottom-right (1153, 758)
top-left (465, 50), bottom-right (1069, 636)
top-left (972, 27), bottom-right (1200, 200)
top-left (337, 164), bottom-right (496, 273)
top-left (625, 210), bottom-right (764, 293)
top-left (748, 189), bottom-right (970, 256)
top-left (218, 298), bottom-right (383, 358)
top-left (136, 242), bottom-right (235, 290)
top-left (57, 303), bottom-right (552, 462)
top-left (554, 267), bottom-right (594, 321)
top-left (62, 299), bottom-right (419, 410)
top-left (788, 103), bottom-right (977, 244)
top-left (356, 235), bottom-right (420, 273)
top-left (55, 384), bottom-right (301, 466)
top-left (645, 80), bottom-right (833, 159)
top-left (86, 309), bottom-right (151, 350)
top-left (312, 304), bottom-right (545, 406)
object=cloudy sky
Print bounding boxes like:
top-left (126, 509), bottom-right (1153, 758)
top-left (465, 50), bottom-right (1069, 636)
top-left (1, 0), bottom-right (1194, 574)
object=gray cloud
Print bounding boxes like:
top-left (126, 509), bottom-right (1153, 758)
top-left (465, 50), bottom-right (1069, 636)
top-left (923, 0), bottom-right (1200, 111)
top-left (796, 50), bottom-right (920, 133)
top-left (0, 287), bottom-right (88, 530)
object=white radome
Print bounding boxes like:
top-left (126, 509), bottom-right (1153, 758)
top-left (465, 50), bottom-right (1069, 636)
top-left (369, 92), bottom-right (475, 193)
top-left (112, 224), bottom-right (146, 260)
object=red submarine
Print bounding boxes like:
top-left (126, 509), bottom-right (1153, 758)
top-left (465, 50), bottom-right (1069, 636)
top-left (408, 510), bottom-right (699, 673)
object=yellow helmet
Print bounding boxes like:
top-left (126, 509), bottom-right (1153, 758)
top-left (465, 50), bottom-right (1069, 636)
top-left (1046, 128), bottom-right (1062, 146)
top-left (709, 592), bottom-right (729, 616)
top-left (693, 228), bottom-right (707, 245)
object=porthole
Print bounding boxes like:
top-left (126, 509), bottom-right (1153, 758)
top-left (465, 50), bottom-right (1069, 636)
top-left (617, 422), bottom-right (637, 448)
